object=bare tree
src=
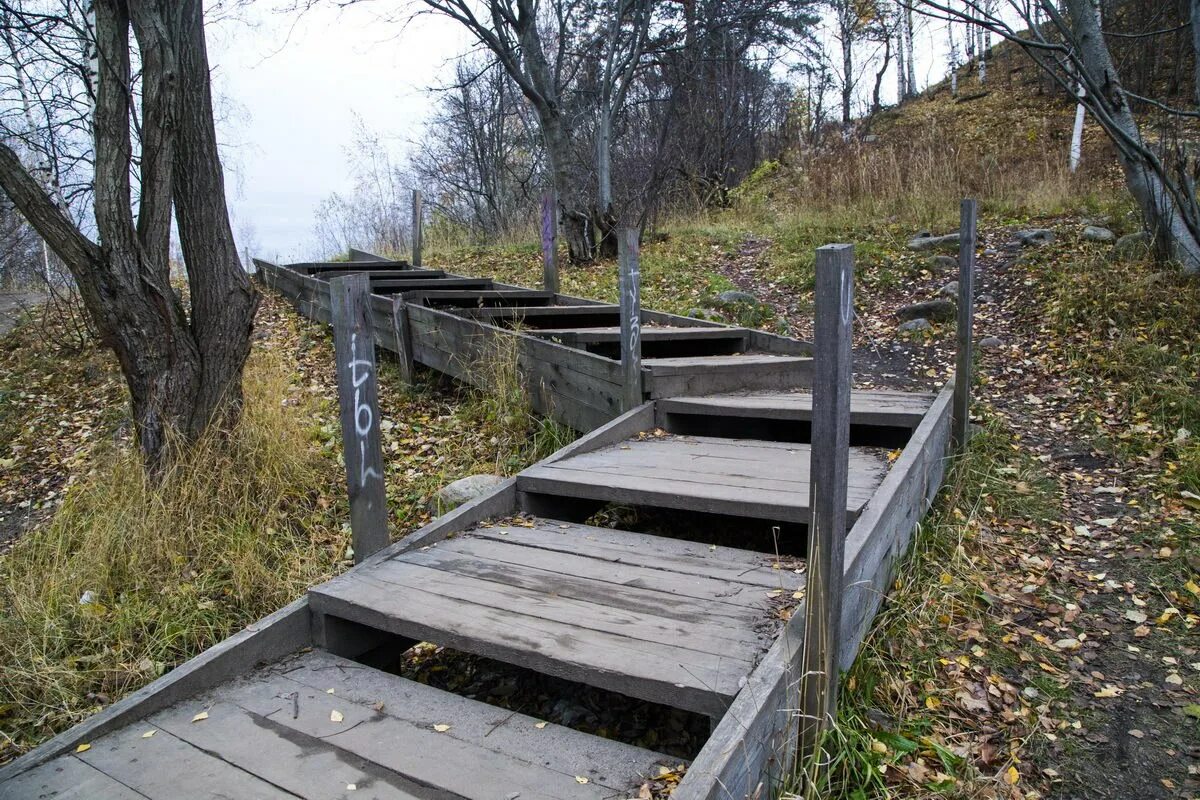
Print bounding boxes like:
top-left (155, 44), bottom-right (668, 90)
top-left (915, 0), bottom-right (1200, 274)
top-left (0, 0), bottom-right (258, 470)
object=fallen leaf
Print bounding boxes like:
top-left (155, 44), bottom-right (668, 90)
top-left (1005, 765), bottom-right (1019, 785)
top-left (1094, 685), bottom-right (1124, 698)
top-left (75, 743), bottom-right (90, 753)
top-left (534, 721), bottom-right (548, 729)
top-left (191, 711), bottom-right (208, 723)
top-left (330, 710), bottom-right (344, 723)
top-left (141, 730), bottom-right (156, 739)
top-left (575, 776), bottom-right (590, 784)
top-left (433, 723), bottom-right (451, 732)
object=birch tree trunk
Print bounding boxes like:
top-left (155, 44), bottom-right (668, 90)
top-left (1064, 0), bottom-right (1200, 273)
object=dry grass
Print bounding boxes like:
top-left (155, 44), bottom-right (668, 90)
top-left (0, 351), bottom-right (345, 758)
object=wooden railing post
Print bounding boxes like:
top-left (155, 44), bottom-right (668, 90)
top-left (618, 228), bottom-right (643, 412)
top-left (542, 190), bottom-right (559, 294)
top-left (390, 294), bottom-right (414, 385)
top-left (953, 198), bottom-right (977, 451)
top-left (411, 189), bottom-right (424, 268)
top-left (329, 273), bottom-right (389, 562)
top-left (799, 243), bottom-right (854, 792)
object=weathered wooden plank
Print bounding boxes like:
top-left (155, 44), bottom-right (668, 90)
top-left (618, 228), bottom-right (643, 411)
top-left (411, 189), bottom-right (424, 267)
top-left (463, 518), bottom-right (795, 588)
top-left (365, 556), bottom-right (765, 652)
top-left (390, 295), bottom-right (415, 384)
top-left (205, 673), bottom-right (626, 800)
top-left (149, 700), bottom-right (427, 800)
top-left (349, 248), bottom-right (399, 263)
top-left (657, 389), bottom-right (935, 428)
top-left (429, 535), bottom-right (770, 608)
top-left (799, 242), bottom-right (854, 762)
top-left (0, 755), bottom-right (147, 800)
top-left (0, 600), bottom-right (311, 784)
top-left (410, 289), bottom-right (555, 307)
top-left (330, 274), bottom-right (389, 562)
top-left (309, 570), bottom-right (747, 716)
top-left (542, 190), bottom-right (559, 293)
top-left (76, 725), bottom-right (297, 799)
top-left (953, 198), bottom-right (977, 450)
top-left (644, 355), bottom-right (813, 398)
top-left (399, 546), bottom-right (763, 628)
top-left (281, 651), bottom-right (673, 786)
top-left (368, 277), bottom-right (493, 292)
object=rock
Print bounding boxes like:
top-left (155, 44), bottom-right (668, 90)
top-left (1082, 225), bottom-right (1116, 243)
top-left (931, 255), bottom-right (958, 271)
top-left (939, 281), bottom-right (959, 298)
top-left (713, 290), bottom-right (760, 305)
top-left (977, 293), bottom-right (996, 305)
top-left (897, 318), bottom-right (931, 332)
top-left (908, 233), bottom-right (960, 252)
top-left (1113, 231), bottom-right (1151, 262)
top-left (897, 298), bottom-right (955, 322)
top-left (430, 474), bottom-right (506, 514)
top-left (1016, 228), bottom-right (1055, 247)
top-left (984, 248), bottom-right (998, 256)
top-left (687, 307), bottom-right (723, 322)
top-left (978, 336), bottom-right (1003, 349)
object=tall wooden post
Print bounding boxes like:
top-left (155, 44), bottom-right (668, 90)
top-left (541, 190), bottom-right (559, 294)
top-left (411, 189), bottom-right (424, 268)
top-left (618, 228), bottom-right (643, 412)
top-left (330, 273), bottom-right (389, 563)
top-left (798, 243), bottom-right (854, 792)
top-left (953, 199), bottom-right (977, 451)
top-left (390, 294), bottom-right (414, 385)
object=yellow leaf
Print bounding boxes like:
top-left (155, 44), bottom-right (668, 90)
top-left (75, 743), bottom-right (91, 753)
top-left (925, 695), bottom-right (941, 709)
top-left (1184, 580), bottom-right (1200, 597)
top-left (534, 721), bottom-right (548, 729)
top-left (330, 710), bottom-right (344, 723)
top-left (575, 776), bottom-right (590, 784)
top-left (141, 730), bottom-right (156, 739)
top-left (1005, 766), bottom-right (1019, 785)
top-left (939, 572), bottom-right (953, 585)
top-left (432, 723), bottom-right (451, 732)
top-left (191, 711), bottom-right (208, 723)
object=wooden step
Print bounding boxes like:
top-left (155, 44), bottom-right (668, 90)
top-left (411, 289), bottom-right (557, 308)
top-left (529, 326), bottom-right (747, 345)
top-left (368, 277), bottom-right (495, 293)
top-left (308, 518), bottom-right (799, 717)
top-left (293, 260), bottom-right (415, 272)
top-left (6, 650), bottom-right (675, 800)
top-left (462, 305), bottom-right (621, 328)
top-left (305, 268), bottom-right (447, 279)
top-left (518, 434), bottom-right (889, 524)
top-left (660, 389), bottom-right (937, 428)
top-left (643, 354), bottom-right (813, 397)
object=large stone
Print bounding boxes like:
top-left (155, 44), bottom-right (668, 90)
top-left (897, 318), bottom-right (931, 332)
top-left (897, 298), bottom-right (956, 322)
top-left (978, 336), bottom-right (1003, 349)
top-left (939, 281), bottom-right (959, 298)
top-left (1113, 231), bottom-right (1151, 262)
top-left (713, 290), bottom-right (760, 305)
top-left (1082, 225), bottom-right (1116, 243)
top-left (1016, 229), bottom-right (1055, 247)
top-left (931, 255), bottom-right (958, 271)
top-left (430, 474), bottom-right (506, 514)
top-left (908, 233), bottom-right (960, 252)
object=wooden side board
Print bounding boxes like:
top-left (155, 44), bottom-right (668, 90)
top-left (673, 383), bottom-right (954, 800)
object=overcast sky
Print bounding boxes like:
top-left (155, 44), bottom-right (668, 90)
top-left (205, 4), bottom-right (963, 262)
top-left (207, 4), bottom-right (471, 262)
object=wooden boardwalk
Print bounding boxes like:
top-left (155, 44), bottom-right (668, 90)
top-left (0, 252), bottom-right (954, 800)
